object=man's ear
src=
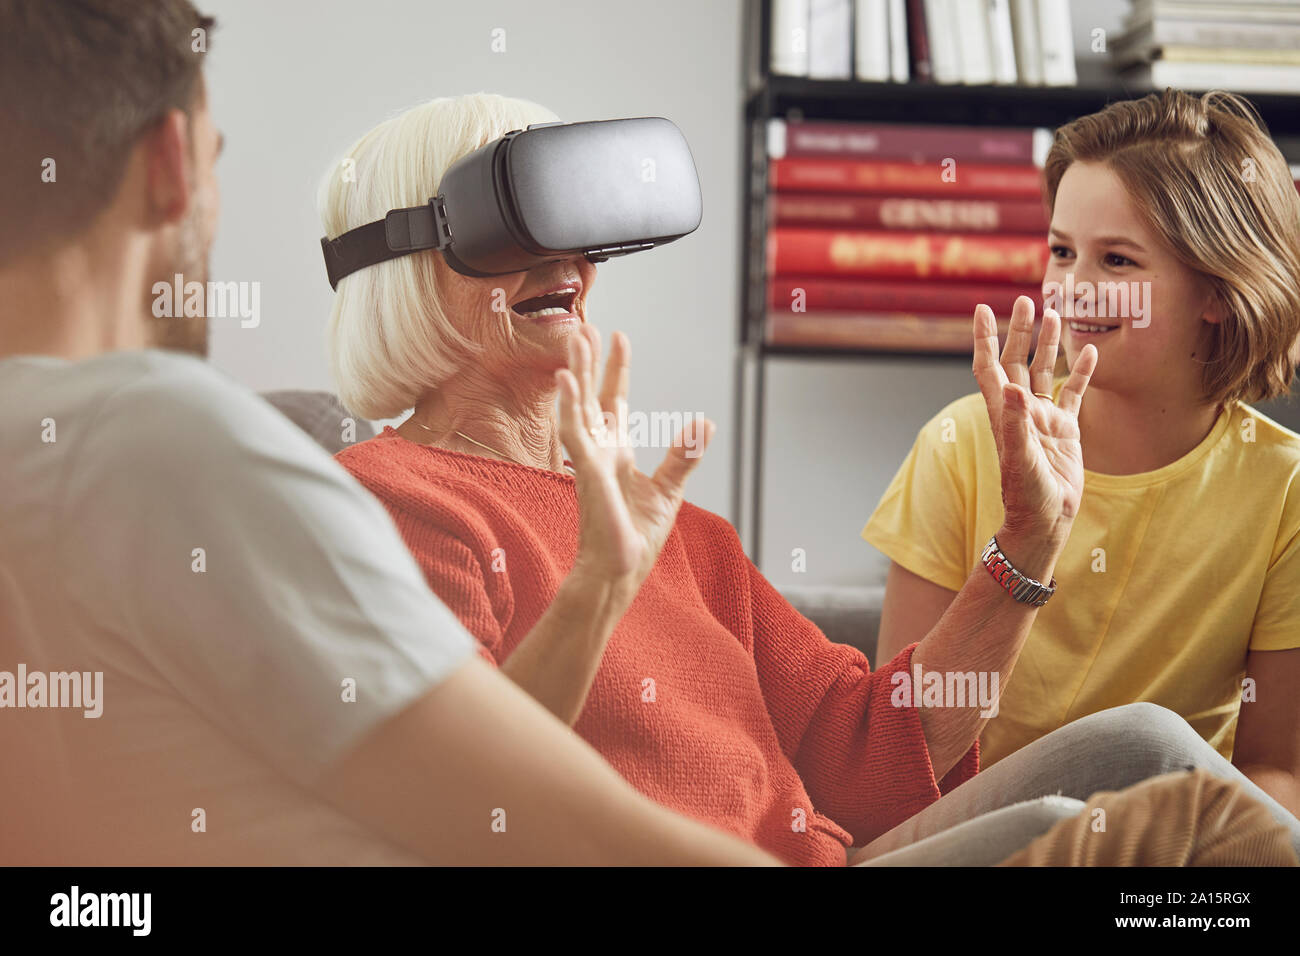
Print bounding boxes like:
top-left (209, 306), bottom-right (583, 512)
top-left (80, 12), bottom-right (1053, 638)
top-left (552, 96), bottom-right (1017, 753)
top-left (142, 109), bottom-right (193, 226)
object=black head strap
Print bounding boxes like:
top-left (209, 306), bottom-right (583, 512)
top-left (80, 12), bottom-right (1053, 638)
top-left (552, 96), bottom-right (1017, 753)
top-left (320, 198), bottom-right (451, 290)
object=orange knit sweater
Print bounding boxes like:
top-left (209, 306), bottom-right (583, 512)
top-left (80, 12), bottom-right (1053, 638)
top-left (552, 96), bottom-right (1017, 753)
top-left (338, 430), bottom-right (979, 866)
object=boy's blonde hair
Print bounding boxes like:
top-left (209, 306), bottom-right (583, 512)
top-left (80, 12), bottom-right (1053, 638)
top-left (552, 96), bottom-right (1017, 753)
top-left (1043, 89), bottom-right (1300, 407)
top-left (318, 93), bottom-right (560, 420)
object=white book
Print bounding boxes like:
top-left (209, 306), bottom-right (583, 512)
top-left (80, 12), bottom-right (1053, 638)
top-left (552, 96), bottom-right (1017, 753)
top-left (1010, 0), bottom-right (1042, 85)
top-left (767, 118), bottom-right (788, 160)
top-left (771, 0), bottom-right (811, 76)
top-left (888, 0), bottom-right (911, 82)
top-left (1032, 127), bottom-right (1054, 167)
top-left (1114, 16), bottom-right (1300, 61)
top-left (809, 0), bottom-right (853, 78)
top-left (854, 0), bottom-right (891, 80)
top-left (1036, 0), bottom-right (1077, 87)
top-left (954, 0), bottom-right (996, 84)
top-left (1130, 59), bottom-right (1300, 94)
top-left (1127, 0), bottom-right (1300, 27)
top-left (987, 0), bottom-right (1019, 84)
top-left (925, 0), bottom-right (962, 83)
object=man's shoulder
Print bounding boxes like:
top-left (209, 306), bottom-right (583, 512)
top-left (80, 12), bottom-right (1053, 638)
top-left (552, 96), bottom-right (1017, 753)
top-left (5, 349), bottom-right (331, 483)
top-left (90, 350), bottom-right (289, 434)
top-left (5, 348), bottom-right (269, 427)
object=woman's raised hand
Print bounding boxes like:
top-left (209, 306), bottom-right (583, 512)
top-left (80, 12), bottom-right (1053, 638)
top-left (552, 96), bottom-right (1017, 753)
top-left (973, 296), bottom-right (1097, 549)
top-left (556, 324), bottom-right (715, 596)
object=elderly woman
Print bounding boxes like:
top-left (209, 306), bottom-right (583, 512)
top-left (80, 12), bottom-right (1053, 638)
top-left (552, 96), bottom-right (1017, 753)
top-left (320, 93), bottom-right (1300, 865)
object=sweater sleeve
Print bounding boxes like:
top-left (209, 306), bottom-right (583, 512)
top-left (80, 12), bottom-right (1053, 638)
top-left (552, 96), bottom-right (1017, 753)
top-left (746, 559), bottom-right (979, 845)
top-left (403, 526), bottom-right (507, 665)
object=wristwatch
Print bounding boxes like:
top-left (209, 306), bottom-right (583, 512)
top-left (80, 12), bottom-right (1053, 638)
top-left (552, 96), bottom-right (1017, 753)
top-left (980, 535), bottom-right (1056, 606)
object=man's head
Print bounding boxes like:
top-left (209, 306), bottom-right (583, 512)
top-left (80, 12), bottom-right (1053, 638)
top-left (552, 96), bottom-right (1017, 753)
top-left (0, 0), bottom-right (220, 355)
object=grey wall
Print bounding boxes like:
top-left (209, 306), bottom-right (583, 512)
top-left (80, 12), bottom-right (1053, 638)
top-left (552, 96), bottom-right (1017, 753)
top-left (759, 355), bottom-right (975, 589)
top-left (203, 0), bottom-right (744, 517)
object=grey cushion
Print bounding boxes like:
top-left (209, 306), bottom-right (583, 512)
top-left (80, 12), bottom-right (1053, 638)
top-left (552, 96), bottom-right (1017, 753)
top-left (780, 584), bottom-right (884, 668)
top-left (261, 390), bottom-right (375, 455)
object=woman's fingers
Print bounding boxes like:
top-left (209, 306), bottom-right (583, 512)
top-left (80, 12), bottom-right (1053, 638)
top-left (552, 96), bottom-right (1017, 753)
top-left (581, 324), bottom-right (604, 423)
top-left (999, 295), bottom-right (1036, 387)
top-left (1029, 307), bottom-right (1061, 398)
top-left (598, 331), bottom-right (630, 415)
top-left (999, 382), bottom-right (1034, 474)
top-left (652, 417), bottom-right (715, 498)
top-left (1057, 343), bottom-right (1099, 417)
top-left (973, 305), bottom-right (1009, 424)
top-left (567, 328), bottom-right (592, 415)
top-left (612, 395), bottom-right (632, 468)
top-left (555, 368), bottom-right (595, 468)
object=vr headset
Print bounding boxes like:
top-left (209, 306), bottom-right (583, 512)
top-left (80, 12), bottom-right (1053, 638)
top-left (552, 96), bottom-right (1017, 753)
top-left (320, 116), bottom-right (702, 288)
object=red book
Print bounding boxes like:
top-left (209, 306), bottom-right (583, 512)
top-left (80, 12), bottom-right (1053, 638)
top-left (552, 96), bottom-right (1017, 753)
top-left (906, 0), bottom-right (933, 83)
top-left (779, 121), bottom-right (1039, 164)
top-left (771, 192), bottom-right (1048, 233)
top-left (771, 157), bottom-right (1044, 198)
top-left (766, 311), bottom-right (1021, 354)
top-left (768, 228), bottom-right (1049, 283)
top-left (768, 276), bottom-right (1041, 316)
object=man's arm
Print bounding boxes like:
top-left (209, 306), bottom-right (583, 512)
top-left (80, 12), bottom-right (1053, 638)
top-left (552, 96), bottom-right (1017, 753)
top-left (1232, 648), bottom-right (1300, 817)
top-left (317, 655), bottom-right (781, 865)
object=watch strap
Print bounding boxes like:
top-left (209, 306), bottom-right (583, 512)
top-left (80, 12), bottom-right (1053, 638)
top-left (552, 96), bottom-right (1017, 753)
top-left (981, 535), bottom-right (1056, 607)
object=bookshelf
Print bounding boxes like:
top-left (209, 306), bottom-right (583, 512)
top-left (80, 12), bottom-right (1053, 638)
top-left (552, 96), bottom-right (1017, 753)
top-left (733, 0), bottom-right (1300, 562)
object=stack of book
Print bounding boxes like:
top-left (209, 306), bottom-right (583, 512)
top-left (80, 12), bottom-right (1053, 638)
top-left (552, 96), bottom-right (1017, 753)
top-left (765, 119), bottom-right (1051, 353)
top-left (770, 0), bottom-right (1077, 86)
top-left (1113, 1), bottom-right (1300, 93)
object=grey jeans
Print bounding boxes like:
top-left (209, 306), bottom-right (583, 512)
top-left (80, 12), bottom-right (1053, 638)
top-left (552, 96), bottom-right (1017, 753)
top-left (849, 702), bottom-right (1300, 866)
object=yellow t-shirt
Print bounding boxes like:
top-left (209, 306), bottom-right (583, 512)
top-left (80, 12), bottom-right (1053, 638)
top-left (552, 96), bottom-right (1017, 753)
top-left (862, 378), bottom-right (1300, 765)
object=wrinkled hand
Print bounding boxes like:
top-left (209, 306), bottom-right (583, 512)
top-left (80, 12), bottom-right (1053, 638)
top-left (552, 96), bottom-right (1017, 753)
top-left (556, 324), bottom-right (714, 596)
top-left (973, 296), bottom-right (1097, 541)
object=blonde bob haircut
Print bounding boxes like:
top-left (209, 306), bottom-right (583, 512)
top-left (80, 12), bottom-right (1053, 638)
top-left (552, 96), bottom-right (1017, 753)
top-left (1044, 89), bottom-right (1300, 408)
top-left (318, 92), bottom-right (560, 420)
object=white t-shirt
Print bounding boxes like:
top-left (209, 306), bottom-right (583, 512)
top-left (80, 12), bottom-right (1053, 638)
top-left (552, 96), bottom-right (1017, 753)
top-left (0, 350), bottom-right (475, 864)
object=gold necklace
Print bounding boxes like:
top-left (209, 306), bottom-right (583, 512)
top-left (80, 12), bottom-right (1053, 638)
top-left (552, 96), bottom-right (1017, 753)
top-left (409, 420), bottom-right (573, 474)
